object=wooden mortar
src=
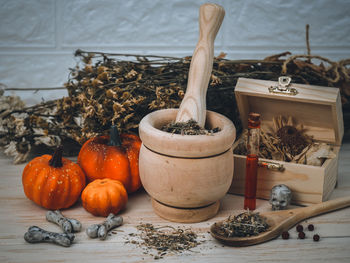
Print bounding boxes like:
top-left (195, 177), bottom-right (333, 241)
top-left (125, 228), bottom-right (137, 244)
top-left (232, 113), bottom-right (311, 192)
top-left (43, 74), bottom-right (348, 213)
top-left (138, 3), bottom-right (235, 223)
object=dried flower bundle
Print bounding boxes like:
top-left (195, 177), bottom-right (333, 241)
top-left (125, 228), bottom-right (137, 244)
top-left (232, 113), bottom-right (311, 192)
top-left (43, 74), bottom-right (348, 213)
top-left (1, 48), bottom-right (349, 164)
top-left (234, 116), bottom-right (336, 166)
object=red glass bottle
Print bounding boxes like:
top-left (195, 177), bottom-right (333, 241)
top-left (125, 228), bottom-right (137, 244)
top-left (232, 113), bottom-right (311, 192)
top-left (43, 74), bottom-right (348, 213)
top-left (244, 112), bottom-right (261, 210)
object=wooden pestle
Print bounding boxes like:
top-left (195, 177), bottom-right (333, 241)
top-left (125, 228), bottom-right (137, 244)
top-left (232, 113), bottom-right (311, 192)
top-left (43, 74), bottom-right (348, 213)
top-left (176, 3), bottom-right (225, 127)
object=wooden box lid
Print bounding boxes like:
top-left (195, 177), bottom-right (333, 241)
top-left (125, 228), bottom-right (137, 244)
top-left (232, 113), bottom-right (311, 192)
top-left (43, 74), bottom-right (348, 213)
top-left (235, 77), bottom-right (344, 145)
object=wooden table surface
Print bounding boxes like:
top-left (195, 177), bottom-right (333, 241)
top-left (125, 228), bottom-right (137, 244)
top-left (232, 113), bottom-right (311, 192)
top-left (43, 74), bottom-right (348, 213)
top-left (1, 141), bottom-right (350, 263)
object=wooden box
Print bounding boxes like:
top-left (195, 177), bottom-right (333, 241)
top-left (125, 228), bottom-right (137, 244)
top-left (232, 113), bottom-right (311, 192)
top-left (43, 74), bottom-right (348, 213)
top-left (228, 77), bottom-right (344, 205)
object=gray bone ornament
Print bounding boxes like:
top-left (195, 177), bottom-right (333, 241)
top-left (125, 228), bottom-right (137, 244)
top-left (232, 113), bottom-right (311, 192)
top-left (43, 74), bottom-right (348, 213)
top-left (24, 226), bottom-right (74, 247)
top-left (269, 184), bottom-right (292, 210)
top-left (86, 213), bottom-right (123, 240)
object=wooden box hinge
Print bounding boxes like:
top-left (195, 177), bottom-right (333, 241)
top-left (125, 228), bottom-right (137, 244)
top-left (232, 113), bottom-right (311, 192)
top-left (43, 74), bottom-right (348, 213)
top-left (258, 160), bottom-right (285, 171)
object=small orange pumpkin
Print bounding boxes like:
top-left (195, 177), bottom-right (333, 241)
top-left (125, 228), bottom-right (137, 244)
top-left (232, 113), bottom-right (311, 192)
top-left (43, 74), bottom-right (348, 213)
top-left (22, 146), bottom-right (86, 210)
top-left (81, 178), bottom-right (128, 217)
top-left (77, 126), bottom-right (142, 193)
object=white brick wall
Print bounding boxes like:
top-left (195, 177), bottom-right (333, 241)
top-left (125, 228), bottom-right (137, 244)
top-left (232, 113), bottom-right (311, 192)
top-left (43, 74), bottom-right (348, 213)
top-left (1, 0), bottom-right (349, 105)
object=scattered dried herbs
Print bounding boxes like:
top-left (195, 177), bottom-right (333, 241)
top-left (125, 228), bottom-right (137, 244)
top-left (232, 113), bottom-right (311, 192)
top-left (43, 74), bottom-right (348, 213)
top-left (161, 119), bottom-right (220, 135)
top-left (126, 223), bottom-right (202, 259)
top-left (216, 211), bottom-right (269, 238)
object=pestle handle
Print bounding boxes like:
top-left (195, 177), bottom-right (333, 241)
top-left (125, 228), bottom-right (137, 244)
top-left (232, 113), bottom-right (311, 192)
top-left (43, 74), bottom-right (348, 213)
top-left (176, 3), bottom-right (225, 127)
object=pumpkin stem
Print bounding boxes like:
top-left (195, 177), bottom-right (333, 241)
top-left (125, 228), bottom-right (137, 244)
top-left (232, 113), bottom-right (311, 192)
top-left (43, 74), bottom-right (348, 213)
top-left (108, 125), bottom-right (122, 146)
top-left (49, 146), bottom-right (63, 168)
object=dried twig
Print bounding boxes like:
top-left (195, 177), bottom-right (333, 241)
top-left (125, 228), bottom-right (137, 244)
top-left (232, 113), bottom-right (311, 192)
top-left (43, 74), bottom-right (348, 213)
top-left (306, 24), bottom-right (311, 62)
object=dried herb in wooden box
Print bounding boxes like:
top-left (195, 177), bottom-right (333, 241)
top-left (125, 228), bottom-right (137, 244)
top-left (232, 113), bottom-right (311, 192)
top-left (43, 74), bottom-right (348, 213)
top-left (234, 115), bottom-right (336, 166)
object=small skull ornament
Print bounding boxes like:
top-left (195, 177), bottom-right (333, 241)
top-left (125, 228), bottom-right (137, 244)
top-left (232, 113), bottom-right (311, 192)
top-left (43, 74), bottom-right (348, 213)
top-left (269, 184), bottom-right (292, 210)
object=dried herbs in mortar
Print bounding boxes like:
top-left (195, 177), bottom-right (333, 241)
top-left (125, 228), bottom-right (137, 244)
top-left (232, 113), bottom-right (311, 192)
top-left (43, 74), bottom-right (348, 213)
top-left (161, 119), bottom-right (220, 135)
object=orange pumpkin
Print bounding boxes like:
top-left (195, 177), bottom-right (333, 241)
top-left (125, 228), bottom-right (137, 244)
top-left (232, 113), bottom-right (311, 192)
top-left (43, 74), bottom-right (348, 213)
top-left (81, 178), bottom-right (128, 217)
top-left (22, 146), bottom-right (86, 210)
top-left (77, 126), bottom-right (142, 193)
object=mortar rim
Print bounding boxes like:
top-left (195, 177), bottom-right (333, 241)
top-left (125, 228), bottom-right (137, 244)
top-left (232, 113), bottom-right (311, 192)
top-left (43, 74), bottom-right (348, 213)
top-left (139, 108), bottom-right (236, 157)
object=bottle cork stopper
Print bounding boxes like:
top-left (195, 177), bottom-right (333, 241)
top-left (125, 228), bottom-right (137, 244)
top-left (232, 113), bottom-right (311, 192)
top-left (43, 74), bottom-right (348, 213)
top-left (248, 112), bottom-right (261, 128)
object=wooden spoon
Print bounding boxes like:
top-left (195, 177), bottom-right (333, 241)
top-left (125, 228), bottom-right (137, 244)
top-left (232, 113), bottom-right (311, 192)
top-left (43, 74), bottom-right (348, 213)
top-left (210, 196), bottom-right (350, 246)
top-left (175, 3), bottom-right (225, 127)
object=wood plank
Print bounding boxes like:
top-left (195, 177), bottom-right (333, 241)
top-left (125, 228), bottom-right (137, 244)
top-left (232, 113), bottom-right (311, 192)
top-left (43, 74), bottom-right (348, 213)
top-left (0, 139), bottom-right (349, 263)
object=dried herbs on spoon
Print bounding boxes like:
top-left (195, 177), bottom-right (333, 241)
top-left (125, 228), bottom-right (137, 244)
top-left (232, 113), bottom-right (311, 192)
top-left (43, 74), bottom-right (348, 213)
top-left (216, 211), bottom-right (269, 238)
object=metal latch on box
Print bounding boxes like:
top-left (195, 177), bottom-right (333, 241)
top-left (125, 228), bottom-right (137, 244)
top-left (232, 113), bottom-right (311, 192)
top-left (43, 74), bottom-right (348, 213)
top-left (268, 76), bottom-right (298, 96)
top-left (258, 160), bottom-right (285, 171)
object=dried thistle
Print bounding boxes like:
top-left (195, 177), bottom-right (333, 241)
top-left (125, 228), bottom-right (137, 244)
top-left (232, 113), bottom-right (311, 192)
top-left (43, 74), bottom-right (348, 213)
top-left (272, 115), bottom-right (312, 157)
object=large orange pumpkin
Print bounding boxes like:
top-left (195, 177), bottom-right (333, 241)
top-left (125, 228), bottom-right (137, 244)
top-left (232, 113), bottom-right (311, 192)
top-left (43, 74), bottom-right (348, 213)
top-left (22, 146), bottom-right (86, 210)
top-left (81, 178), bottom-right (128, 217)
top-left (77, 126), bottom-right (142, 193)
